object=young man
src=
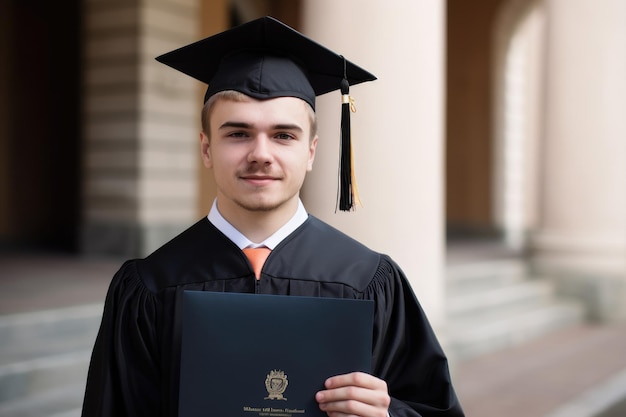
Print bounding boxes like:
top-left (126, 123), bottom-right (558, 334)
top-left (81, 16), bottom-right (464, 417)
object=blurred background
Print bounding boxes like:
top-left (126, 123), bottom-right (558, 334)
top-left (1, 0), bottom-right (625, 416)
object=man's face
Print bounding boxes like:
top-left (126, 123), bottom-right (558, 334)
top-left (201, 95), bottom-right (318, 218)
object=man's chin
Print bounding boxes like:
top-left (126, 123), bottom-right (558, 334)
top-left (237, 199), bottom-right (280, 213)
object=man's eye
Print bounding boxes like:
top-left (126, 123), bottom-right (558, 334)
top-left (227, 131), bottom-right (248, 138)
top-left (275, 133), bottom-right (295, 140)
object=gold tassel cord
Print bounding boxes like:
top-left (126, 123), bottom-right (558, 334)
top-left (342, 94), bottom-right (357, 113)
top-left (350, 135), bottom-right (362, 209)
top-left (342, 93), bottom-right (362, 210)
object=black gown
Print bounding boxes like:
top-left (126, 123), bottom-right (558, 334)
top-left (81, 216), bottom-right (464, 417)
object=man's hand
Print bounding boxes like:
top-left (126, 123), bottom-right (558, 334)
top-left (315, 372), bottom-right (391, 417)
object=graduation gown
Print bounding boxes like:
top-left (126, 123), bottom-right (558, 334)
top-left (81, 216), bottom-right (464, 417)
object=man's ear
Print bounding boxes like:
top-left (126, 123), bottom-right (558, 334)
top-left (307, 135), bottom-right (318, 171)
top-left (200, 132), bottom-right (212, 168)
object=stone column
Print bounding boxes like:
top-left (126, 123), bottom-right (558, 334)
top-left (530, 0), bottom-right (626, 320)
top-left (81, 0), bottom-right (200, 256)
top-left (300, 0), bottom-right (447, 329)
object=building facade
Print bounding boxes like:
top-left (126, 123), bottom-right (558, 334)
top-left (1, 0), bottom-right (625, 341)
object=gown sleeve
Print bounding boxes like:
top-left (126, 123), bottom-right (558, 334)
top-left (81, 260), bottom-right (161, 417)
top-left (366, 256), bottom-right (465, 417)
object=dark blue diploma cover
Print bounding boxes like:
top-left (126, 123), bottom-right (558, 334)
top-left (179, 291), bottom-right (374, 417)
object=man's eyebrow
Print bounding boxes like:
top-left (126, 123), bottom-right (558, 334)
top-left (218, 121), bottom-right (303, 132)
top-left (219, 121), bottom-right (252, 129)
top-left (273, 123), bottom-right (303, 132)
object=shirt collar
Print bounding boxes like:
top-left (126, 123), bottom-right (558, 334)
top-left (207, 199), bottom-right (308, 250)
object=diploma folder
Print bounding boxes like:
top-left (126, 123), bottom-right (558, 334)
top-left (179, 291), bottom-right (374, 417)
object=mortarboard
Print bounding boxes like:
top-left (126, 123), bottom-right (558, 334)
top-left (156, 16), bottom-right (376, 211)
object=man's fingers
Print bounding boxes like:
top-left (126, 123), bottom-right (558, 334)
top-left (324, 372), bottom-right (388, 391)
top-left (316, 372), bottom-right (391, 417)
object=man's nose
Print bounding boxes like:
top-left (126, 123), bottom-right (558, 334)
top-left (247, 135), bottom-right (273, 163)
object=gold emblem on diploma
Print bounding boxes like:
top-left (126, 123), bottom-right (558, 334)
top-left (264, 370), bottom-right (288, 400)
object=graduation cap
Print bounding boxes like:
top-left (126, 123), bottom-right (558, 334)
top-left (155, 16), bottom-right (376, 212)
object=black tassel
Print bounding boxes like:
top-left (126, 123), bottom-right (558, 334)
top-left (338, 77), bottom-right (352, 211)
top-left (337, 58), bottom-right (361, 212)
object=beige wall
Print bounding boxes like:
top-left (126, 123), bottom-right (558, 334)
top-left (301, 0), bottom-right (447, 326)
top-left (82, 0), bottom-right (201, 255)
top-left (530, 0), bottom-right (626, 320)
top-left (492, 0), bottom-right (546, 248)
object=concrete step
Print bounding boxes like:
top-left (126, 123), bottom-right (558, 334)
top-left (0, 350), bottom-right (91, 403)
top-left (0, 304), bottom-right (102, 416)
top-left (0, 382), bottom-right (84, 417)
top-left (448, 279), bottom-right (555, 317)
top-left (0, 304), bottom-right (101, 366)
top-left (448, 299), bottom-right (585, 361)
top-left (447, 259), bottom-right (528, 292)
top-left (446, 257), bottom-right (586, 361)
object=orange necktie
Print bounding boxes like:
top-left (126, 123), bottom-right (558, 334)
top-left (243, 247), bottom-right (271, 280)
